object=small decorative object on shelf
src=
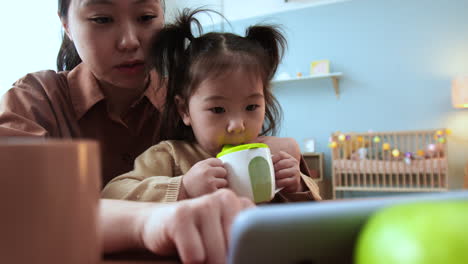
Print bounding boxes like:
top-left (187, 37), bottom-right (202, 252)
top-left (304, 138), bottom-right (316, 152)
top-left (310, 59), bottom-right (330, 75)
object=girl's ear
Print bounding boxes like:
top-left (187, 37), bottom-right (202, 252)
top-left (175, 95), bottom-right (191, 126)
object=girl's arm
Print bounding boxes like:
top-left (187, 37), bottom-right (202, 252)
top-left (101, 141), bottom-right (183, 202)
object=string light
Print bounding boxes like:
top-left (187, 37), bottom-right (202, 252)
top-left (338, 134), bottom-right (346, 141)
top-left (382, 143), bottom-right (391, 151)
top-left (417, 150), bottom-right (425, 157)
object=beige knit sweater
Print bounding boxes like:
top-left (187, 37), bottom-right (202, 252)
top-left (102, 140), bottom-right (322, 202)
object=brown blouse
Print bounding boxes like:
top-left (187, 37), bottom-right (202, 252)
top-left (0, 64), bottom-right (165, 186)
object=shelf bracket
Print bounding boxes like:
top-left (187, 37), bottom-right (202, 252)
top-left (331, 76), bottom-right (340, 99)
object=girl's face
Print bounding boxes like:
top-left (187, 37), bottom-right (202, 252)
top-left (62, 0), bottom-right (164, 90)
top-left (177, 69), bottom-right (266, 156)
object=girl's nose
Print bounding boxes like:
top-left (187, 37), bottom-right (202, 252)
top-left (117, 24), bottom-right (140, 52)
top-left (227, 118), bottom-right (245, 134)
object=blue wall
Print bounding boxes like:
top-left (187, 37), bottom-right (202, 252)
top-left (229, 0), bottom-right (468, 192)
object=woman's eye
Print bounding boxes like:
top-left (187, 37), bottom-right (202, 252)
top-left (90, 17), bottom-right (112, 24)
top-left (246, 104), bottom-right (260, 111)
top-left (139, 15), bottom-right (157, 23)
top-left (209, 107), bottom-right (225, 114)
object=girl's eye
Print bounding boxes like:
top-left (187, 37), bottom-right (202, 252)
top-left (246, 104), bottom-right (260, 111)
top-left (139, 15), bottom-right (157, 23)
top-left (89, 17), bottom-right (112, 24)
top-left (210, 107), bottom-right (225, 114)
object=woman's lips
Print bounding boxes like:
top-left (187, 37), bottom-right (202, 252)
top-left (115, 62), bottom-right (145, 74)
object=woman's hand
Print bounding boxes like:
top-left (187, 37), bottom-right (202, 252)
top-left (272, 151), bottom-right (303, 193)
top-left (180, 158), bottom-right (228, 199)
top-left (140, 189), bottom-right (254, 264)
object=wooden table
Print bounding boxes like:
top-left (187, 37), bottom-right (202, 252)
top-left (101, 251), bottom-right (180, 264)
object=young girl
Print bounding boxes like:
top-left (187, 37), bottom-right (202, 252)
top-left (102, 9), bottom-right (321, 203)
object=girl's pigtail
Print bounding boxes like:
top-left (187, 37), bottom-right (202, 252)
top-left (246, 25), bottom-right (286, 136)
top-left (245, 25), bottom-right (287, 81)
top-left (150, 8), bottom-right (203, 140)
top-left (151, 8), bottom-right (201, 92)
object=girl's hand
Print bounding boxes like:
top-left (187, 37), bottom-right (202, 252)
top-left (272, 151), bottom-right (303, 193)
top-left (180, 158), bottom-right (228, 199)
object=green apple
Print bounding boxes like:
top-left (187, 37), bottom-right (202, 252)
top-left (355, 201), bottom-right (468, 264)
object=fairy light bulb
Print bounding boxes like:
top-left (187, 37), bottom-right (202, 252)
top-left (382, 143), bottom-right (391, 151)
top-left (338, 134), bottom-right (346, 141)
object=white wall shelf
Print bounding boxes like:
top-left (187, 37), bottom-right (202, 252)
top-left (272, 72), bottom-right (343, 99)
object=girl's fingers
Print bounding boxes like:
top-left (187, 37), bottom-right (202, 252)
top-left (276, 177), bottom-right (296, 188)
top-left (275, 167), bottom-right (298, 179)
top-left (213, 178), bottom-right (228, 189)
top-left (271, 154), bottom-right (281, 163)
top-left (210, 166), bottom-right (227, 178)
top-left (276, 176), bottom-right (300, 193)
top-left (205, 158), bottom-right (224, 166)
top-left (274, 159), bottom-right (298, 172)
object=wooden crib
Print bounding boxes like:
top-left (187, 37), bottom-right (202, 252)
top-left (330, 129), bottom-right (449, 199)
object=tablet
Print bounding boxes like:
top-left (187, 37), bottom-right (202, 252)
top-left (228, 190), bottom-right (468, 264)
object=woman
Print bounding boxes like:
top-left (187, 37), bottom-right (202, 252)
top-left (0, 0), bottom-right (166, 185)
top-left (0, 0), bottom-right (317, 261)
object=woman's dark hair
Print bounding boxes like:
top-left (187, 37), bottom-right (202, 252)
top-left (56, 0), bottom-right (166, 71)
top-left (152, 8), bottom-right (286, 141)
top-left (57, 0), bottom-right (81, 71)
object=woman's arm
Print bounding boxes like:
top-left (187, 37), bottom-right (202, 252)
top-left (100, 189), bottom-right (254, 264)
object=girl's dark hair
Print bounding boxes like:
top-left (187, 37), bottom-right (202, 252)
top-left (152, 8), bottom-right (286, 141)
top-left (56, 0), bottom-right (166, 71)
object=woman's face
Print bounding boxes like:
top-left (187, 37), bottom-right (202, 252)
top-left (62, 0), bottom-right (164, 90)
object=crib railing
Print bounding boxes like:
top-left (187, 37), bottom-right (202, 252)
top-left (330, 129), bottom-right (449, 199)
